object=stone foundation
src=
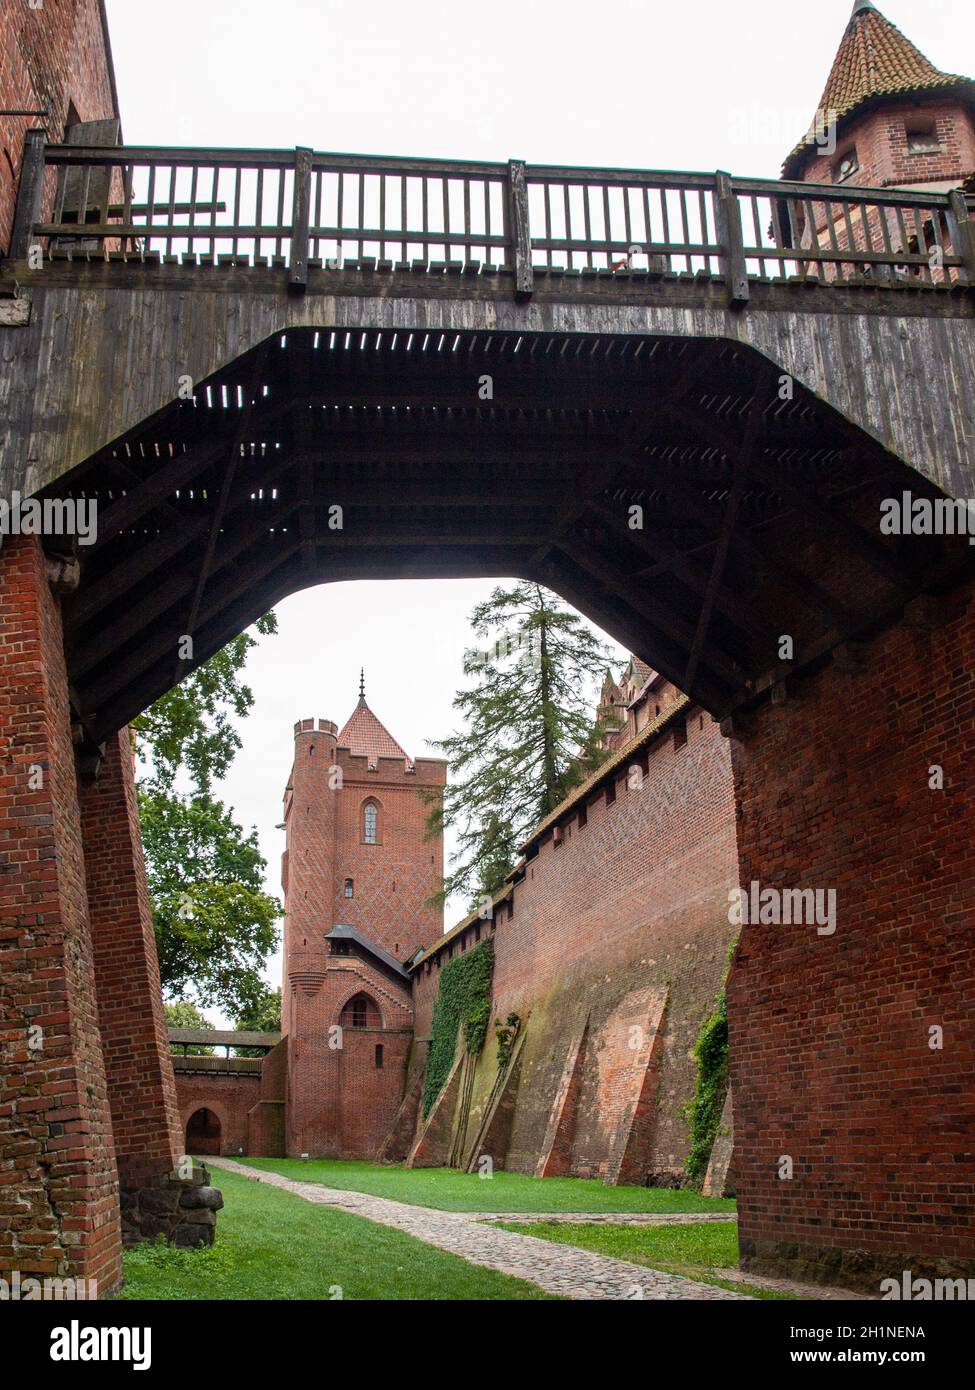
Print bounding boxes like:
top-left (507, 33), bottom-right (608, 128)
top-left (120, 1165), bottom-right (223, 1249)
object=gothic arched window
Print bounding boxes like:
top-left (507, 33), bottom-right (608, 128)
top-left (340, 993), bottom-right (381, 1030)
top-left (363, 802), bottom-right (378, 844)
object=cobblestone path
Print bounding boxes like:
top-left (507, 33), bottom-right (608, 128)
top-left (209, 1157), bottom-right (750, 1301)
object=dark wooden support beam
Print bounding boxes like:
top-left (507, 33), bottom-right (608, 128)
top-left (70, 501), bottom-right (302, 679)
top-left (558, 536), bottom-right (745, 689)
top-left (90, 436), bottom-right (237, 548)
top-left (81, 537), bottom-right (304, 713)
top-left (683, 396), bottom-right (765, 692)
top-left (538, 556), bottom-right (729, 715)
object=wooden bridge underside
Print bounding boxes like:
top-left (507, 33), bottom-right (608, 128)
top-left (43, 325), bottom-right (975, 744)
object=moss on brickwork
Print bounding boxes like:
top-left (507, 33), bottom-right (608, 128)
top-left (422, 939), bottom-right (494, 1118)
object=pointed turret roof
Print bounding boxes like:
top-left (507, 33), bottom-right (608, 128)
top-left (337, 675), bottom-right (409, 761)
top-left (783, 2), bottom-right (975, 178)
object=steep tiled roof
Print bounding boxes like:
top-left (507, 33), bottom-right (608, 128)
top-left (337, 697), bottom-right (409, 761)
top-left (784, 2), bottom-right (975, 178)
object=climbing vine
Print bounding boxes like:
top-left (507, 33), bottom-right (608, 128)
top-left (422, 938), bottom-right (495, 1118)
top-left (684, 987), bottom-right (728, 1186)
top-left (494, 1012), bottom-right (520, 1074)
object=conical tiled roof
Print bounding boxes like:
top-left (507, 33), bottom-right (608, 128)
top-left (337, 695), bottom-right (409, 761)
top-left (784, 2), bottom-right (975, 178)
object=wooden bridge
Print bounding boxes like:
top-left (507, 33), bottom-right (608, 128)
top-left (3, 136), bottom-right (975, 1293)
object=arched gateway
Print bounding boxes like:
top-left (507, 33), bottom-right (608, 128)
top-left (2, 0), bottom-right (974, 1301)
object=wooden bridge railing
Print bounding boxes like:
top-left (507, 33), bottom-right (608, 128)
top-left (10, 133), bottom-right (975, 305)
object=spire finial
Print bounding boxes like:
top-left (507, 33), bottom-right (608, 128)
top-left (358, 667), bottom-right (366, 703)
top-left (851, 0), bottom-right (876, 16)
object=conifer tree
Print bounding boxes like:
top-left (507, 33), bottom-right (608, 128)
top-left (430, 583), bottom-right (619, 907)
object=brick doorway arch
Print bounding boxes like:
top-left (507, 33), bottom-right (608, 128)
top-left (186, 1106), bottom-right (222, 1157)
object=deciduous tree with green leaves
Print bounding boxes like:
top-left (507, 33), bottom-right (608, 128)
top-left (164, 1000), bottom-right (215, 1056)
top-left (135, 615), bottom-right (281, 1018)
top-left (430, 583), bottom-right (619, 906)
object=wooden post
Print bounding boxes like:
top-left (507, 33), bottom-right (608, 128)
top-left (289, 146), bottom-right (313, 292)
top-left (9, 128), bottom-right (46, 261)
top-left (715, 170), bottom-right (749, 310)
top-left (507, 159), bottom-right (533, 303)
top-left (948, 189), bottom-right (975, 286)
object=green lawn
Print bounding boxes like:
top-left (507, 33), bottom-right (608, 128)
top-left (496, 1220), bottom-right (797, 1300)
top-left (113, 1167), bottom-right (555, 1300)
top-left (237, 1157), bottom-right (736, 1214)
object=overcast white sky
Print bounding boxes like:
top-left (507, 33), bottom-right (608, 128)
top-left (101, 0), bottom-right (969, 1018)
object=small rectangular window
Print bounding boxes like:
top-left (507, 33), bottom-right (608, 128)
top-left (375, 1044), bottom-right (383, 1068)
top-left (344, 878), bottom-right (354, 898)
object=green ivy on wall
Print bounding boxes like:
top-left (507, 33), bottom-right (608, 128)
top-left (684, 986), bottom-right (729, 1187)
top-left (422, 938), bottom-right (495, 1118)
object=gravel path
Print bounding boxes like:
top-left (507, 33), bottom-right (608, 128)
top-left (209, 1157), bottom-right (750, 1301)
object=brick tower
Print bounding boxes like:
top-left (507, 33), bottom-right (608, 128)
top-left (783, 0), bottom-right (975, 190)
top-left (280, 677), bottom-right (446, 1158)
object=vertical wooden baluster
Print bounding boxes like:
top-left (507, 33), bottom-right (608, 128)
top-left (121, 160), bottom-right (134, 258)
top-left (769, 195), bottom-right (786, 280)
top-left (255, 165), bottom-right (264, 262)
top-left (187, 163), bottom-right (198, 261)
top-left (562, 182), bottom-right (571, 269)
top-left (462, 177), bottom-right (471, 265)
top-left (379, 173), bottom-right (387, 262)
top-left (661, 187), bottom-right (672, 271)
top-left (822, 195), bottom-right (842, 282)
top-left (402, 173), bottom-right (409, 265)
top-left (893, 204), bottom-right (910, 276)
top-left (583, 184), bottom-right (592, 269)
top-left (623, 185), bottom-right (633, 268)
top-left (698, 187), bottom-right (709, 273)
top-left (839, 198), bottom-right (857, 281)
top-left (877, 199), bottom-right (895, 279)
top-left (275, 164), bottom-right (287, 260)
top-left (166, 162), bottom-right (177, 258)
top-left (441, 175), bottom-right (449, 261)
top-left (144, 162), bottom-right (156, 258)
top-left (748, 194), bottom-right (763, 278)
top-left (422, 175), bottom-right (429, 264)
top-left (232, 165), bottom-right (241, 261)
top-left (601, 182), bottom-right (611, 267)
top-left (357, 172), bottom-right (365, 261)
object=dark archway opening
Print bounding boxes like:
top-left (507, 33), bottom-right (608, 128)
top-left (186, 1106), bottom-right (222, 1156)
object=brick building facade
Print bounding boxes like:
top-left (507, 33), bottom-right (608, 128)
top-left (278, 684), bottom-right (446, 1159)
top-left (0, 0), bottom-right (119, 255)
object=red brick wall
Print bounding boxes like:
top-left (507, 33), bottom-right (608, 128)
top-left (728, 581), bottom-right (975, 1287)
top-left (286, 953), bottom-right (412, 1158)
top-left (0, 0), bottom-right (117, 254)
top-left (280, 715), bottom-right (443, 1157)
top-left (0, 535), bottom-right (121, 1293)
top-left (800, 100), bottom-right (975, 190)
top-left (331, 750), bottom-right (445, 960)
top-left (412, 706), bottom-right (739, 1185)
top-left (175, 1074), bottom-right (261, 1157)
top-left (79, 728), bottom-right (183, 1188)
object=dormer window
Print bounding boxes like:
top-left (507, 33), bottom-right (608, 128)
top-left (833, 147), bottom-right (860, 183)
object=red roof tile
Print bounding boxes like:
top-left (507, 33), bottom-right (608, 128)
top-left (337, 698), bottom-right (409, 761)
top-left (784, 2), bottom-right (974, 177)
